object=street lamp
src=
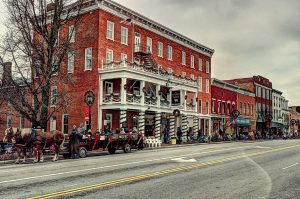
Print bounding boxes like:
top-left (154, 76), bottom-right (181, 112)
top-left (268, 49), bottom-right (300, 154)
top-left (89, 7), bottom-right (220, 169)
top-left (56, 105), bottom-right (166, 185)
top-left (231, 109), bottom-right (240, 140)
top-left (84, 91), bottom-right (95, 131)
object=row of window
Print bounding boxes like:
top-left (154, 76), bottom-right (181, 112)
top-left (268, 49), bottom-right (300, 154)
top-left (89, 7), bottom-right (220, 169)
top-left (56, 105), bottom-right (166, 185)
top-left (5, 115), bottom-right (25, 128)
top-left (238, 102), bottom-right (254, 116)
top-left (106, 21), bottom-right (210, 73)
top-left (256, 86), bottom-right (272, 100)
top-left (212, 101), bottom-right (236, 115)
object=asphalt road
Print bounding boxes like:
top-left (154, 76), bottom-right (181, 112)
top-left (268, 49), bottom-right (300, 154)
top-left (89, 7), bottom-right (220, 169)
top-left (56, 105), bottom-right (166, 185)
top-left (0, 140), bottom-right (299, 199)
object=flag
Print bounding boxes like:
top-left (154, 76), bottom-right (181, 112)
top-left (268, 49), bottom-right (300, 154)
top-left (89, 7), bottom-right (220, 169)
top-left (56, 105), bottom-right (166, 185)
top-left (120, 18), bottom-right (133, 26)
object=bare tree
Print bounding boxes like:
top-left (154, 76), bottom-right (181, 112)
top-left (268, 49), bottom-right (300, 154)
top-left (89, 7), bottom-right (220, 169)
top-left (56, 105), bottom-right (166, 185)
top-left (0, 0), bottom-right (84, 130)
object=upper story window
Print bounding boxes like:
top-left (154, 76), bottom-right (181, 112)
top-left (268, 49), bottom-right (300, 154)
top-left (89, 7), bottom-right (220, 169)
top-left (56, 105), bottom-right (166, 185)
top-left (198, 100), bottom-right (202, 114)
top-left (244, 103), bottom-right (247, 115)
top-left (182, 51), bottom-right (186, 66)
top-left (106, 21), bottom-right (114, 40)
top-left (206, 101), bottom-right (209, 115)
top-left (51, 57), bottom-right (58, 76)
top-left (106, 49), bottom-right (113, 63)
top-left (121, 26), bottom-right (128, 45)
top-left (67, 51), bottom-right (74, 73)
top-left (198, 77), bottom-right (203, 92)
top-left (198, 58), bottom-right (202, 71)
top-left (20, 115), bottom-right (25, 129)
top-left (227, 103), bottom-right (231, 115)
top-left (85, 48), bottom-right (92, 70)
top-left (158, 42), bottom-right (163, 57)
top-left (217, 101), bottom-right (221, 113)
top-left (212, 100), bottom-right (216, 113)
top-left (222, 102), bottom-right (226, 114)
top-left (167, 45), bottom-right (172, 60)
top-left (69, 25), bottom-right (75, 43)
top-left (147, 37), bottom-right (152, 53)
top-left (51, 86), bottom-right (58, 106)
top-left (206, 61), bottom-right (210, 73)
top-left (6, 115), bottom-right (12, 128)
top-left (191, 55), bottom-right (194, 68)
top-left (205, 79), bottom-right (209, 93)
top-left (239, 102), bottom-right (242, 113)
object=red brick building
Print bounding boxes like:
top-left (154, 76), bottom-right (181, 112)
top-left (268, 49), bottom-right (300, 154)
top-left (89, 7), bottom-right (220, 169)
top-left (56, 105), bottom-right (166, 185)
top-left (4, 0), bottom-right (214, 140)
top-left (211, 78), bottom-right (256, 135)
top-left (225, 75), bottom-right (272, 133)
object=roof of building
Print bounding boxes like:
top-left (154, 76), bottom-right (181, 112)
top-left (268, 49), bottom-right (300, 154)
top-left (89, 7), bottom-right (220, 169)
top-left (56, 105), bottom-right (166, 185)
top-left (212, 78), bottom-right (255, 97)
top-left (82, 0), bottom-right (215, 57)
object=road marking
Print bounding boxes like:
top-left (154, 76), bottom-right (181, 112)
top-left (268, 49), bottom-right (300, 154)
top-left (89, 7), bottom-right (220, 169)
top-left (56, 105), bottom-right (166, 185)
top-left (282, 163), bottom-right (299, 170)
top-left (28, 144), bottom-right (300, 199)
top-left (256, 146), bottom-right (272, 149)
top-left (171, 157), bottom-right (197, 163)
top-left (0, 145), bottom-right (255, 184)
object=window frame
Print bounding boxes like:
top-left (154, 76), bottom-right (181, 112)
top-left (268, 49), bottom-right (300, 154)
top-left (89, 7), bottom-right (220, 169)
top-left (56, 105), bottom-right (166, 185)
top-left (167, 45), bottom-right (173, 60)
top-left (106, 20), bottom-right (114, 40)
top-left (191, 55), bottom-right (194, 68)
top-left (121, 26), bottom-right (128, 45)
top-left (106, 49), bottom-right (114, 64)
top-left (69, 25), bottom-right (75, 43)
top-left (206, 61), bottom-right (210, 73)
top-left (157, 41), bottom-right (163, 57)
top-left (182, 51), bottom-right (186, 66)
top-left (146, 37), bottom-right (152, 53)
top-left (67, 51), bottom-right (75, 73)
top-left (51, 86), bottom-right (58, 107)
top-left (85, 48), bottom-right (92, 70)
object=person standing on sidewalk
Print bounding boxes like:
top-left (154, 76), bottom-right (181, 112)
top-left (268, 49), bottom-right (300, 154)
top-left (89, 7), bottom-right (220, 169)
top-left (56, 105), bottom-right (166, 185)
top-left (69, 125), bottom-right (81, 159)
top-left (177, 127), bottom-right (182, 144)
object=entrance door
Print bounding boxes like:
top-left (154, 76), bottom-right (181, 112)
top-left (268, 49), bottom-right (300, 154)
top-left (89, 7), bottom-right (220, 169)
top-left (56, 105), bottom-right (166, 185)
top-left (134, 33), bottom-right (141, 52)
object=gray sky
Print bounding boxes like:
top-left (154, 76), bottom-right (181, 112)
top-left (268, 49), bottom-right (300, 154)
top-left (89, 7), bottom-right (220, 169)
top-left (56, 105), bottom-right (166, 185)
top-left (0, 0), bottom-right (299, 105)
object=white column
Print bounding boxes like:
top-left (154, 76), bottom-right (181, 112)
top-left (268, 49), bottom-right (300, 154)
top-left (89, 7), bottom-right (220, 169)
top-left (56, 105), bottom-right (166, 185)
top-left (100, 80), bottom-right (104, 105)
top-left (155, 112), bottom-right (161, 139)
top-left (120, 109), bottom-right (127, 128)
top-left (121, 78), bottom-right (127, 104)
top-left (194, 93), bottom-right (197, 112)
top-left (183, 90), bottom-right (187, 111)
top-left (140, 80), bottom-right (145, 105)
top-left (181, 115), bottom-right (188, 142)
top-left (156, 84), bottom-right (160, 107)
top-left (138, 111), bottom-right (145, 135)
top-left (193, 116), bottom-right (198, 135)
top-left (99, 108), bottom-right (103, 130)
top-left (169, 115), bottom-right (175, 138)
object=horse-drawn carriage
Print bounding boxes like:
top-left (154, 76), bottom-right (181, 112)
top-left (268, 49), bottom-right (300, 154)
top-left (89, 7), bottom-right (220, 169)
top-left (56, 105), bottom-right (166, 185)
top-left (62, 132), bottom-right (142, 158)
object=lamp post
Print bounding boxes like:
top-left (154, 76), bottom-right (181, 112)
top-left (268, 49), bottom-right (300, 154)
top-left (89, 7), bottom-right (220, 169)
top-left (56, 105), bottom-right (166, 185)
top-left (84, 91), bottom-right (95, 131)
top-left (231, 109), bottom-right (240, 140)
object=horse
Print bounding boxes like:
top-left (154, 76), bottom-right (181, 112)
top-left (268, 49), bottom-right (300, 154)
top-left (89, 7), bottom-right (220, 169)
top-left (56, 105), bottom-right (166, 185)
top-left (3, 127), bottom-right (65, 163)
top-left (33, 129), bottom-right (65, 162)
top-left (3, 127), bottom-right (28, 164)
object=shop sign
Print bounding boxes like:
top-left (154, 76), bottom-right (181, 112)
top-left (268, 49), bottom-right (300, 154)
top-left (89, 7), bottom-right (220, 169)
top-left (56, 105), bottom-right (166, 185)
top-left (171, 90), bottom-right (181, 106)
top-left (230, 117), bottom-right (250, 125)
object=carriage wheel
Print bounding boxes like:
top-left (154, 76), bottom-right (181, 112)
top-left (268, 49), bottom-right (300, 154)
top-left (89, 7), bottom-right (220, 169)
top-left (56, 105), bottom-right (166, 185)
top-left (123, 144), bottom-right (131, 153)
top-left (79, 147), bottom-right (87, 158)
top-left (108, 147), bottom-right (116, 154)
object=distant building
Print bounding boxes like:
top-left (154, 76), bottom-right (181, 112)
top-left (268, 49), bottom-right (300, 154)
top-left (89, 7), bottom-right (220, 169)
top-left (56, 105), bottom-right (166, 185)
top-left (211, 79), bottom-right (256, 136)
top-left (224, 75), bottom-right (272, 133)
top-left (289, 106), bottom-right (300, 134)
top-left (272, 89), bottom-right (289, 132)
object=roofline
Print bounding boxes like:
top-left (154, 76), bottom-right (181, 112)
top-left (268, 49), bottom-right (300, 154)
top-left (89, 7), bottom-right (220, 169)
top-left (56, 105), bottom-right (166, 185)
top-left (96, 0), bottom-right (215, 56)
top-left (212, 78), bottom-right (255, 96)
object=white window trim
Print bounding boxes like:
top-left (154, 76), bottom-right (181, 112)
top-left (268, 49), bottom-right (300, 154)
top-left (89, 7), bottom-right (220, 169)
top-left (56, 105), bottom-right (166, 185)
top-left (85, 48), bottom-right (92, 71)
top-left (206, 79), bottom-right (210, 93)
top-left (69, 25), bottom-right (75, 43)
top-left (51, 86), bottom-right (58, 107)
top-left (121, 26), bottom-right (128, 45)
top-left (182, 51), bottom-right (186, 66)
top-left (147, 37), bottom-right (152, 53)
top-left (158, 41), bottom-right (163, 57)
top-left (198, 58), bottom-right (202, 71)
top-left (50, 116), bottom-right (57, 131)
top-left (206, 61), bottom-right (210, 73)
top-left (198, 77), bottom-right (203, 92)
top-left (167, 45), bottom-right (173, 60)
top-left (191, 55), bottom-right (194, 68)
top-left (6, 115), bottom-right (11, 128)
top-left (121, 53), bottom-right (127, 62)
top-left (106, 20), bottom-right (114, 41)
top-left (106, 49), bottom-right (114, 64)
top-left (68, 51), bottom-right (74, 73)
top-left (105, 82), bottom-right (114, 94)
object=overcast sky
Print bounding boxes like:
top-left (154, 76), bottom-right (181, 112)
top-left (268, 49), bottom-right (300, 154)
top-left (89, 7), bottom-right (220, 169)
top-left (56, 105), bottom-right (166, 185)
top-left (0, 0), bottom-right (299, 105)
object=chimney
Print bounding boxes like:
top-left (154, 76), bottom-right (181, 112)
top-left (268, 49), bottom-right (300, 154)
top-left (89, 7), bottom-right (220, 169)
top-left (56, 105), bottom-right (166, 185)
top-left (2, 62), bottom-right (13, 86)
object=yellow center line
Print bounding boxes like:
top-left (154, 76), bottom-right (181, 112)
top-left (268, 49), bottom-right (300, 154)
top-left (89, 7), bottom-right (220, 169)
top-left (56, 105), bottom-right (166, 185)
top-left (28, 144), bottom-right (299, 199)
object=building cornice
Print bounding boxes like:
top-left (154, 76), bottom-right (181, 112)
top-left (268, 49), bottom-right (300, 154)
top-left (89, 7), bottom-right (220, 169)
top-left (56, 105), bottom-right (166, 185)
top-left (96, 0), bottom-right (214, 57)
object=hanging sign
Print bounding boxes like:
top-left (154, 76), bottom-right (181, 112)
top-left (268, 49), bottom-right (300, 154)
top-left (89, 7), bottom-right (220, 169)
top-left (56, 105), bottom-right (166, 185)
top-left (84, 106), bottom-right (90, 121)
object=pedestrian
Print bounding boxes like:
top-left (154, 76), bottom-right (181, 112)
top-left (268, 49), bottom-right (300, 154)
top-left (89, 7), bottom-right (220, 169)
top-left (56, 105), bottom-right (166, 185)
top-left (137, 131), bottom-right (144, 150)
top-left (177, 127), bottom-right (182, 144)
top-left (163, 128), bottom-right (169, 144)
top-left (69, 125), bottom-right (81, 159)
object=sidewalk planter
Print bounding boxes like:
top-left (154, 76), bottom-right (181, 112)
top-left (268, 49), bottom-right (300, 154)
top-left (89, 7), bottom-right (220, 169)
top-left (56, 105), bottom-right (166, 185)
top-left (169, 138), bottom-right (176, 145)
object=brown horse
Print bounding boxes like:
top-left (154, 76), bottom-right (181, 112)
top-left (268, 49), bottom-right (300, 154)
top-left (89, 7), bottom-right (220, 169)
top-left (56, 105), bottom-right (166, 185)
top-left (3, 127), bottom-right (28, 164)
top-left (3, 128), bottom-right (65, 163)
top-left (33, 130), bottom-right (65, 162)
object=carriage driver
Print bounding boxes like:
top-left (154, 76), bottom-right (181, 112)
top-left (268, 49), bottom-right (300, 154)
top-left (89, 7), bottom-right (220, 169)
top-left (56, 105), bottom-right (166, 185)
top-left (69, 125), bottom-right (81, 159)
